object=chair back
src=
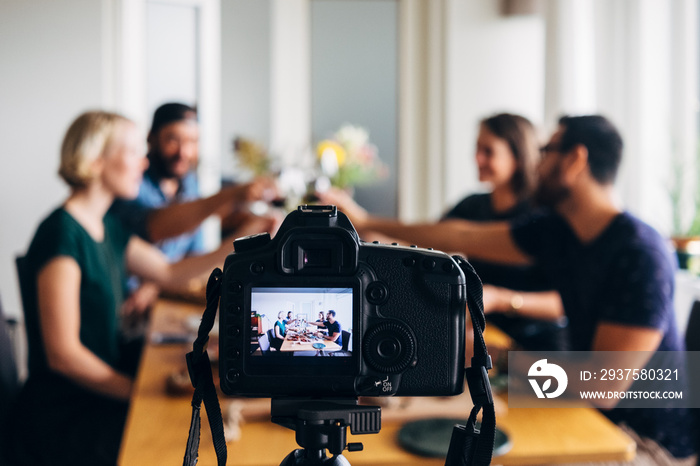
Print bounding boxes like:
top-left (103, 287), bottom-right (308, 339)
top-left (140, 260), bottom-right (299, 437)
top-left (257, 332), bottom-right (270, 353)
top-left (0, 294), bottom-right (19, 446)
top-left (341, 330), bottom-right (351, 352)
top-left (15, 256), bottom-right (31, 321)
top-left (686, 301), bottom-right (700, 352)
top-left (685, 301), bottom-right (700, 464)
top-left (267, 328), bottom-right (282, 351)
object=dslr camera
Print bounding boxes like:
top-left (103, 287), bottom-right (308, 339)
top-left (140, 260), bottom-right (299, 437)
top-left (219, 205), bottom-right (466, 398)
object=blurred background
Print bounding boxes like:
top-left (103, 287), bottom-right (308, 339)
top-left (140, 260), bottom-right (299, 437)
top-left (0, 0), bottom-right (698, 328)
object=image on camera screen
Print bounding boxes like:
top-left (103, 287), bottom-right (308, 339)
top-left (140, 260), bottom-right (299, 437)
top-left (251, 287), bottom-right (353, 357)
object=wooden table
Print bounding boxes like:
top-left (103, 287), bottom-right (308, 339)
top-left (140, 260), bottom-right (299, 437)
top-left (119, 299), bottom-right (635, 465)
top-left (279, 330), bottom-right (342, 353)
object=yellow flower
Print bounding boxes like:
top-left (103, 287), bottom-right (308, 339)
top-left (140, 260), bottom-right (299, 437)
top-left (316, 140), bottom-right (346, 167)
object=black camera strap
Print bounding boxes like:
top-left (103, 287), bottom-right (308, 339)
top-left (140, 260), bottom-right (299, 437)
top-left (445, 256), bottom-right (496, 466)
top-left (184, 259), bottom-right (494, 466)
top-left (184, 267), bottom-right (227, 466)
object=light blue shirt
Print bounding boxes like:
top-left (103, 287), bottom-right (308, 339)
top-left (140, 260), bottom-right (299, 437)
top-left (110, 165), bottom-right (205, 262)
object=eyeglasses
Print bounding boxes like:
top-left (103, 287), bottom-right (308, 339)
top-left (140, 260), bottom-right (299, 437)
top-left (540, 144), bottom-right (562, 156)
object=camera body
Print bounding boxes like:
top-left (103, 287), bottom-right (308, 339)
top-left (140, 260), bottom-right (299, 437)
top-left (219, 205), bottom-right (466, 398)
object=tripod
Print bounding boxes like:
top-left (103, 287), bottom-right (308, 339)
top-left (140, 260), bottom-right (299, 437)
top-left (271, 398), bottom-right (381, 466)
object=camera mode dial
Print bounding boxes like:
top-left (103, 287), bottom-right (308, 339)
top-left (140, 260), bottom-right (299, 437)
top-left (233, 232), bottom-right (271, 252)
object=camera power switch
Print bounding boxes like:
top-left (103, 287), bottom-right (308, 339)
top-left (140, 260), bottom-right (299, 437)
top-left (356, 375), bottom-right (401, 396)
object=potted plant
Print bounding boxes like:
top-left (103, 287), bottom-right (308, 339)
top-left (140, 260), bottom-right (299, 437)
top-left (670, 147), bottom-right (700, 273)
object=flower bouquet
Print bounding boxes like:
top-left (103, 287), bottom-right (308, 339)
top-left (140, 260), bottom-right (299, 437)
top-left (233, 137), bottom-right (271, 177)
top-left (315, 124), bottom-right (388, 191)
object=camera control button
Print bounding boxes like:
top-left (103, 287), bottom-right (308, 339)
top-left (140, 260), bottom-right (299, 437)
top-left (225, 369), bottom-right (240, 384)
top-left (402, 257), bottom-right (416, 267)
top-left (356, 375), bottom-right (401, 396)
top-left (422, 258), bottom-right (436, 270)
top-left (229, 281), bottom-right (243, 293)
top-left (366, 282), bottom-right (389, 305)
top-left (442, 261), bottom-right (455, 273)
top-left (250, 262), bottom-right (264, 274)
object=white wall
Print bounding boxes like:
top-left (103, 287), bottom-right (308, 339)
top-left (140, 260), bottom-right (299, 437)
top-left (269, 0), bottom-right (310, 167)
top-left (442, 0), bottom-right (545, 214)
top-left (2, 0), bottom-right (694, 321)
top-left (221, 0), bottom-right (272, 179)
top-left (146, 2), bottom-right (199, 112)
top-left (311, 0), bottom-right (399, 217)
top-left (0, 0), bottom-right (109, 320)
top-left (0, 0), bottom-right (548, 319)
top-left (543, 0), bottom-right (698, 236)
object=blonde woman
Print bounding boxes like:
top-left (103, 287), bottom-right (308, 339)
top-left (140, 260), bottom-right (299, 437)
top-left (7, 111), bottom-right (238, 465)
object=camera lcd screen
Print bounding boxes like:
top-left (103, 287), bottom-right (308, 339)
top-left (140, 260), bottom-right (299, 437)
top-left (250, 287), bottom-right (353, 358)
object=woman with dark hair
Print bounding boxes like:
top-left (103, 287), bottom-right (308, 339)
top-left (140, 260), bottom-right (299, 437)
top-left (443, 113), bottom-right (537, 222)
top-left (437, 113), bottom-right (566, 350)
top-left (320, 113), bottom-right (567, 351)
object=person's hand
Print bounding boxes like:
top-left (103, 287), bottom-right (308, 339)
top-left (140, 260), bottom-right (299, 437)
top-left (231, 211), bottom-right (284, 239)
top-left (315, 187), bottom-right (369, 228)
top-left (360, 231), bottom-right (402, 244)
top-left (245, 176), bottom-right (278, 203)
top-left (219, 178), bottom-right (279, 218)
top-left (122, 281), bottom-right (160, 317)
top-left (482, 284), bottom-right (505, 314)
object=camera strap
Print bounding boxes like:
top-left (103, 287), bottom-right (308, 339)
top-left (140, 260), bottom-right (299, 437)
top-left (445, 256), bottom-right (496, 466)
top-left (184, 267), bottom-right (227, 466)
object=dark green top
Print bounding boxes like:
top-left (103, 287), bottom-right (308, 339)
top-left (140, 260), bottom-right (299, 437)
top-left (22, 208), bottom-right (132, 376)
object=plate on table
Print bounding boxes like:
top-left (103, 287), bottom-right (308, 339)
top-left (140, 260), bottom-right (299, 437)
top-left (398, 418), bottom-right (511, 458)
top-left (312, 343), bottom-right (326, 349)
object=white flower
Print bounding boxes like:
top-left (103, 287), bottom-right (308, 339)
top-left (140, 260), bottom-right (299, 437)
top-left (320, 147), bottom-right (340, 177)
top-left (335, 124), bottom-right (369, 154)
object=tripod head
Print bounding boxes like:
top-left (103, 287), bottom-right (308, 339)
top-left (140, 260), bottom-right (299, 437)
top-left (271, 398), bottom-right (381, 466)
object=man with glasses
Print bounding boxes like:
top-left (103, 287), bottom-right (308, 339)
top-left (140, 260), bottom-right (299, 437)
top-left (310, 310), bottom-right (343, 346)
top-left (320, 115), bottom-right (696, 464)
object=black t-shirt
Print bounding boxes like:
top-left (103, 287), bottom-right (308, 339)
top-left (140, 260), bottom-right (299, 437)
top-left (444, 192), bottom-right (530, 221)
top-left (23, 208), bottom-right (131, 376)
top-left (325, 321), bottom-right (342, 346)
top-left (511, 211), bottom-right (695, 458)
top-left (8, 208), bottom-right (132, 465)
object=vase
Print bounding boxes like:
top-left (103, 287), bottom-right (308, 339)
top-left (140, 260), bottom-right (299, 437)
top-left (671, 236), bottom-right (700, 273)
